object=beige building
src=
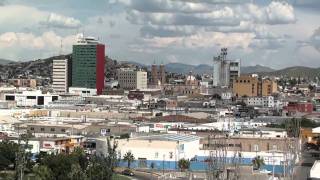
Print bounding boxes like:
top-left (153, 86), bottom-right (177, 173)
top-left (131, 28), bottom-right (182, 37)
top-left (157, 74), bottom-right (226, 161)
top-left (8, 79), bottom-right (37, 88)
top-left (261, 79), bottom-right (278, 96)
top-left (117, 68), bottom-right (147, 90)
top-left (233, 75), bottom-right (277, 97)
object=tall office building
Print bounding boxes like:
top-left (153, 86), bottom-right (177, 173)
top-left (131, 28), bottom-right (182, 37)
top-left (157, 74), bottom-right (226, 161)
top-left (213, 48), bottom-right (240, 87)
top-left (72, 36), bottom-right (105, 95)
top-left (52, 59), bottom-right (69, 93)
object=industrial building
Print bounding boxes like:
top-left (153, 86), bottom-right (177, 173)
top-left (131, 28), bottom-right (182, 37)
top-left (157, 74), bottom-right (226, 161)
top-left (213, 48), bottom-right (240, 87)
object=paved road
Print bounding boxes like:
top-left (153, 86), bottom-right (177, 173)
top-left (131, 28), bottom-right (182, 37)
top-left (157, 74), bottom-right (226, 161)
top-left (130, 170), bottom-right (160, 180)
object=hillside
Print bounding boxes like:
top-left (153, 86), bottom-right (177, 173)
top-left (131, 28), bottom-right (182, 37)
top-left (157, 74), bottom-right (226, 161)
top-left (0, 59), bottom-right (14, 65)
top-left (241, 65), bottom-right (275, 74)
top-left (258, 66), bottom-right (320, 78)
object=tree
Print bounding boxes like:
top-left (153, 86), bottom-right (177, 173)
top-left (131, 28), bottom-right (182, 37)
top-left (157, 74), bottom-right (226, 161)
top-left (252, 156), bottom-right (265, 170)
top-left (68, 164), bottom-right (87, 180)
top-left (32, 165), bottom-right (54, 180)
top-left (0, 140), bottom-right (19, 170)
top-left (178, 159), bottom-right (190, 172)
top-left (123, 152), bottom-right (135, 169)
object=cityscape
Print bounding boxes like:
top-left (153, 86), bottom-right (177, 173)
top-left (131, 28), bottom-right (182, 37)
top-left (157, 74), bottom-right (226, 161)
top-left (0, 0), bottom-right (320, 180)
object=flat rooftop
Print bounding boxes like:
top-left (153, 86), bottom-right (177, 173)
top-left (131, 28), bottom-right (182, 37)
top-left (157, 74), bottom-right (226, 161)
top-left (132, 133), bottom-right (200, 142)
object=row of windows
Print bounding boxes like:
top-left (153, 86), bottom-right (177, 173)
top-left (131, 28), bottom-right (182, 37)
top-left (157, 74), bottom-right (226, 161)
top-left (236, 80), bottom-right (251, 83)
top-left (30, 127), bottom-right (66, 132)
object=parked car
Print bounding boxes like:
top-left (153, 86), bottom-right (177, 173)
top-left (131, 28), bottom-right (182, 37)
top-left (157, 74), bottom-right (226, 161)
top-left (122, 169), bottom-right (134, 176)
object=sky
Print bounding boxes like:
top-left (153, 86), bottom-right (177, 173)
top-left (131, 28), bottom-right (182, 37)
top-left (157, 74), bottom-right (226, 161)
top-left (0, 0), bottom-right (320, 69)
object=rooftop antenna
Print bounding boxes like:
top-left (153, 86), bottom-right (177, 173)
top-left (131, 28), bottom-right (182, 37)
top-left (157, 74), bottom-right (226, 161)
top-left (59, 39), bottom-right (63, 55)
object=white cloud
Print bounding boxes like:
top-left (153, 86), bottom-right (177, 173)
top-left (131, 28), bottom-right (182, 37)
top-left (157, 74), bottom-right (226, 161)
top-left (310, 27), bottom-right (320, 51)
top-left (40, 13), bottom-right (82, 29)
top-left (0, 5), bottom-right (82, 31)
top-left (0, 31), bottom-right (78, 60)
top-left (118, 0), bottom-right (210, 13)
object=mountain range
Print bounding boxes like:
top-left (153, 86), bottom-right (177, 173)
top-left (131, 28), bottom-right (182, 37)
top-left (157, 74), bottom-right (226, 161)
top-left (1, 56), bottom-right (319, 79)
top-left (0, 58), bottom-right (14, 65)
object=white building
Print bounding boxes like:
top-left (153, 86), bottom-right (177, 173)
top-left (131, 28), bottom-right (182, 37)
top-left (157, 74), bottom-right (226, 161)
top-left (213, 48), bottom-right (240, 87)
top-left (246, 96), bottom-right (275, 108)
top-left (52, 59), bottom-right (69, 93)
top-left (310, 160), bottom-right (320, 179)
top-left (116, 134), bottom-right (200, 163)
top-left (4, 90), bottom-right (59, 107)
top-left (69, 87), bottom-right (97, 96)
top-left (117, 68), bottom-right (147, 90)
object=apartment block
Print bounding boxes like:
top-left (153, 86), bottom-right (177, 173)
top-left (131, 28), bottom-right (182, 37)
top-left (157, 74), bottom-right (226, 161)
top-left (52, 59), bottom-right (68, 93)
top-left (117, 68), bottom-right (147, 90)
top-left (233, 75), bottom-right (278, 97)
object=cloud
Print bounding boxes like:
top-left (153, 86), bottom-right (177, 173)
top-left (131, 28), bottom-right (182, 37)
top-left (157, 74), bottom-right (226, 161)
top-left (123, 1), bottom-right (295, 41)
top-left (0, 31), bottom-right (78, 59)
top-left (118, 0), bottom-right (210, 13)
top-left (0, 5), bottom-right (83, 32)
top-left (127, 8), bottom-right (240, 26)
top-left (140, 25), bottom-right (196, 38)
top-left (309, 27), bottom-right (320, 51)
top-left (40, 13), bottom-right (82, 29)
top-left (0, 0), bottom-right (6, 6)
top-left (292, 0), bottom-right (320, 8)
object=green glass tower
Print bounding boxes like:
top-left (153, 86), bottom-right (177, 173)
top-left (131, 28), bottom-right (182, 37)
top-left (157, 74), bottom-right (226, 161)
top-left (72, 37), bottom-right (105, 95)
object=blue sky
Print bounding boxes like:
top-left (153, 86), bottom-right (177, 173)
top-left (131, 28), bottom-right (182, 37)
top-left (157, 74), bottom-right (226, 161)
top-left (0, 0), bottom-right (319, 69)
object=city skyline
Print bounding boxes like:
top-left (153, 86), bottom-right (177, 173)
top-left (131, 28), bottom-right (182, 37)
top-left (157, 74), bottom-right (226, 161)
top-left (0, 0), bottom-right (319, 69)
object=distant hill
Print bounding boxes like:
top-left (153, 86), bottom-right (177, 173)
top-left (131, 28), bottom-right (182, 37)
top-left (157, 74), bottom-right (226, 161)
top-left (0, 59), bottom-right (14, 65)
top-left (258, 66), bottom-right (320, 78)
top-left (241, 65), bottom-right (275, 74)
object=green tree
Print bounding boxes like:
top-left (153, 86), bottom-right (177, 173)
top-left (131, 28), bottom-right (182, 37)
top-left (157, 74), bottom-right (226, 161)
top-left (0, 140), bottom-right (19, 170)
top-left (252, 156), bottom-right (265, 170)
top-left (32, 165), bottom-right (54, 180)
top-left (178, 159), bottom-right (190, 171)
top-left (67, 164), bottom-right (87, 180)
top-left (123, 152), bottom-right (135, 169)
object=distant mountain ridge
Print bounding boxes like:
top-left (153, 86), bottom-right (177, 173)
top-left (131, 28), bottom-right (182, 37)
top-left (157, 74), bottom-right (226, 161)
top-left (1, 56), bottom-right (319, 79)
top-left (241, 65), bottom-right (275, 74)
top-left (0, 59), bottom-right (14, 65)
top-left (258, 66), bottom-right (320, 78)
top-left (121, 61), bottom-right (276, 75)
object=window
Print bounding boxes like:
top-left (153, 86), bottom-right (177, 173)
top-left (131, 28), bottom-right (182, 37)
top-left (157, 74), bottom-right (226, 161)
top-left (30, 127), bottom-right (34, 131)
top-left (40, 128), bottom-right (45, 131)
top-left (155, 152), bottom-right (159, 158)
top-left (5, 95), bottom-right (15, 101)
top-left (253, 144), bottom-right (259, 152)
top-left (27, 96), bottom-right (36, 99)
top-left (61, 129), bottom-right (66, 132)
top-left (50, 128), bottom-right (55, 132)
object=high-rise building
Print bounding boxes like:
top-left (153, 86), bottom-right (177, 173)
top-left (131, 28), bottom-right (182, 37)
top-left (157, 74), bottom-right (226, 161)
top-left (117, 68), bottom-right (147, 90)
top-left (72, 36), bottom-right (105, 95)
top-left (213, 48), bottom-right (240, 87)
top-left (52, 59), bottom-right (69, 93)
